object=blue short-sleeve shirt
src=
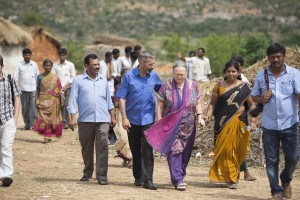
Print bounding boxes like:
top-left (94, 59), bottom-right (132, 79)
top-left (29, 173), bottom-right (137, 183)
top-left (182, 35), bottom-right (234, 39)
top-left (251, 64), bottom-right (300, 130)
top-left (116, 67), bottom-right (162, 126)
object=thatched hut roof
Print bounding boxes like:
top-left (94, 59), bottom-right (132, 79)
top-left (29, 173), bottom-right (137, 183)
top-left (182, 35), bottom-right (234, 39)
top-left (30, 27), bottom-right (61, 49)
top-left (0, 17), bottom-right (32, 46)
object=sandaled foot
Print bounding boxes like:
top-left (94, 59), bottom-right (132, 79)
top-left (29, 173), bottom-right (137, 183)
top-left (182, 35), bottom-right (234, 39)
top-left (244, 173), bottom-right (256, 181)
top-left (175, 183), bottom-right (186, 191)
top-left (228, 183), bottom-right (237, 189)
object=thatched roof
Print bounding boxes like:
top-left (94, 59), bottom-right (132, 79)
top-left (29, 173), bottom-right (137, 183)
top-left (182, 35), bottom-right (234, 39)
top-left (94, 34), bottom-right (137, 46)
top-left (0, 17), bottom-right (32, 46)
top-left (30, 27), bottom-right (61, 49)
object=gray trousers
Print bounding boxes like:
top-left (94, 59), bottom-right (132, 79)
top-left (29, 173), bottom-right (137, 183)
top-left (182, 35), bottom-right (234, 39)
top-left (62, 88), bottom-right (70, 125)
top-left (78, 122), bottom-right (109, 181)
top-left (20, 91), bottom-right (36, 128)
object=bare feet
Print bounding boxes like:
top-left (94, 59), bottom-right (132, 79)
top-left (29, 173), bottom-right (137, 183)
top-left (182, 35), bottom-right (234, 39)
top-left (244, 170), bottom-right (256, 181)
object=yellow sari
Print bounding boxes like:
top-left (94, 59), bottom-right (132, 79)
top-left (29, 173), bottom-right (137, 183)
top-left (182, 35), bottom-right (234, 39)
top-left (33, 72), bottom-right (63, 139)
top-left (209, 83), bottom-right (251, 183)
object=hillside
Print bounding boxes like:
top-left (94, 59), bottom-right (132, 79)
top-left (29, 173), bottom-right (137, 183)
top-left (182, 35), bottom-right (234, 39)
top-left (0, 0), bottom-right (299, 47)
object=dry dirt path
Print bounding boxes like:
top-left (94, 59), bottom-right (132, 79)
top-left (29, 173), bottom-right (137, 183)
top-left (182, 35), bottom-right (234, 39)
top-left (1, 129), bottom-right (300, 200)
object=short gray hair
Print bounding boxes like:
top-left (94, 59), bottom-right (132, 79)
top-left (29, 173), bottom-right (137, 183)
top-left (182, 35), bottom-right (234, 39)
top-left (138, 51), bottom-right (155, 62)
top-left (173, 60), bottom-right (187, 70)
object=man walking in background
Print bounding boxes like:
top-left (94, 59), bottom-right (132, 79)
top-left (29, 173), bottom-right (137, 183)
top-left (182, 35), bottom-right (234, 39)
top-left (99, 51), bottom-right (116, 99)
top-left (178, 47), bottom-right (211, 82)
top-left (112, 48), bottom-right (122, 77)
top-left (52, 48), bottom-right (76, 129)
top-left (0, 55), bottom-right (21, 187)
top-left (186, 50), bottom-right (196, 80)
top-left (120, 46), bottom-right (133, 69)
top-left (14, 48), bottom-right (39, 130)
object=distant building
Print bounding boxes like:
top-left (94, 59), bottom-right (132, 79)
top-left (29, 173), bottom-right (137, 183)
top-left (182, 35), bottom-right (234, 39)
top-left (0, 17), bottom-right (32, 74)
top-left (27, 28), bottom-right (61, 72)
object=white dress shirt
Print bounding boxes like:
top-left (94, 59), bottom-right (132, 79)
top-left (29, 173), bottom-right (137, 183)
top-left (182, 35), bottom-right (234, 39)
top-left (99, 60), bottom-right (115, 97)
top-left (112, 57), bottom-right (122, 76)
top-left (52, 60), bottom-right (76, 87)
top-left (185, 56), bottom-right (211, 82)
top-left (14, 60), bottom-right (39, 91)
top-left (132, 59), bottom-right (139, 68)
top-left (120, 56), bottom-right (132, 69)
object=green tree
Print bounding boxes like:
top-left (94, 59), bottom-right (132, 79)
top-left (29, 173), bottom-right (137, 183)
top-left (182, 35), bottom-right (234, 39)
top-left (21, 11), bottom-right (45, 26)
top-left (200, 33), bottom-right (242, 76)
top-left (66, 42), bottom-right (85, 72)
top-left (242, 33), bottom-right (270, 66)
top-left (162, 32), bottom-right (192, 60)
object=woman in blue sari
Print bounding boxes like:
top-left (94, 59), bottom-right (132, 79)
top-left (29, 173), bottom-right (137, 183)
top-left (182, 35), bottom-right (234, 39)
top-left (145, 61), bottom-right (205, 191)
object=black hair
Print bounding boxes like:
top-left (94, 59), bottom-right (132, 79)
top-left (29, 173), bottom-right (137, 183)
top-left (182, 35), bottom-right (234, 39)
top-left (267, 43), bottom-right (286, 56)
top-left (125, 46), bottom-right (133, 54)
top-left (231, 55), bottom-right (244, 66)
top-left (198, 47), bottom-right (205, 53)
top-left (105, 51), bottom-right (112, 59)
top-left (130, 51), bottom-right (138, 61)
top-left (84, 54), bottom-right (98, 65)
top-left (223, 60), bottom-right (242, 80)
top-left (134, 44), bottom-right (142, 52)
top-left (43, 59), bottom-right (53, 66)
top-left (58, 48), bottom-right (67, 55)
top-left (189, 51), bottom-right (196, 56)
top-left (22, 48), bottom-right (32, 55)
top-left (112, 48), bottom-right (120, 55)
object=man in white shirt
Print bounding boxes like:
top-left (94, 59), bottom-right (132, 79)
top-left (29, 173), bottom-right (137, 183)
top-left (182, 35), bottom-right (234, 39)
top-left (52, 48), bottom-right (76, 129)
top-left (130, 51), bottom-right (139, 68)
top-left (14, 48), bottom-right (39, 130)
top-left (120, 46), bottom-right (132, 69)
top-left (178, 48), bottom-right (211, 82)
top-left (112, 48), bottom-right (122, 77)
top-left (186, 51), bottom-right (196, 80)
top-left (99, 52), bottom-right (115, 98)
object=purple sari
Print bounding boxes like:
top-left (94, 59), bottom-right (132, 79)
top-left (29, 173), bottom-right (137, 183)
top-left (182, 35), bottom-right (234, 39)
top-left (145, 79), bottom-right (191, 156)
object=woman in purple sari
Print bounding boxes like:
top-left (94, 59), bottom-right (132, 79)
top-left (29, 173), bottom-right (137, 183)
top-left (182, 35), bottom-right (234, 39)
top-left (145, 61), bottom-right (205, 191)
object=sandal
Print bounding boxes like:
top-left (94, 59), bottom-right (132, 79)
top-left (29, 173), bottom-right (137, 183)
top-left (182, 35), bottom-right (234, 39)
top-left (228, 183), bottom-right (237, 189)
top-left (175, 183), bottom-right (186, 191)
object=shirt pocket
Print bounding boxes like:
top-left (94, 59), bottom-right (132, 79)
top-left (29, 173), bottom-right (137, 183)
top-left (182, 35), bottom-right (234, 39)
top-left (281, 81), bottom-right (293, 95)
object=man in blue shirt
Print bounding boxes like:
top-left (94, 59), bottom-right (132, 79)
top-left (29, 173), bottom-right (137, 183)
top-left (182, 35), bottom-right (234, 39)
top-left (251, 43), bottom-right (300, 200)
top-left (116, 51), bottom-right (162, 190)
top-left (68, 54), bottom-right (116, 185)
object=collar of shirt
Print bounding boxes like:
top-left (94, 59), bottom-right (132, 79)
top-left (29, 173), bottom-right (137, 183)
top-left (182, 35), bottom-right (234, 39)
top-left (82, 71), bottom-right (103, 81)
top-left (0, 73), bottom-right (8, 81)
top-left (267, 64), bottom-right (290, 76)
top-left (21, 60), bottom-right (34, 66)
top-left (132, 66), bottom-right (153, 77)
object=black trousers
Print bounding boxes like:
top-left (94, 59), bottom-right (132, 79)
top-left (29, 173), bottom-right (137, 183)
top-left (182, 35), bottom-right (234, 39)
top-left (127, 123), bottom-right (154, 182)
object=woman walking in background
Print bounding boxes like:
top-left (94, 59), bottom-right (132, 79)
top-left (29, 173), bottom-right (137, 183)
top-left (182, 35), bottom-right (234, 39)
top-left (145, 61), bottom-right (205, 191)
top-left (203, 60), bottom-right (257, 189)
top-left (33, 59), bottom-right (63, 143)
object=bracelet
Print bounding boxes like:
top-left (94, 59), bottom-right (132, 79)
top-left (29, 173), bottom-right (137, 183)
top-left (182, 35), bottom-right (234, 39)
top-left (197, 113), bottom-right (203, 116)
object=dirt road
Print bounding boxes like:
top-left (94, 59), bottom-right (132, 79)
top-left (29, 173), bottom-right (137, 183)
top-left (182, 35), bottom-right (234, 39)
top-left (1, 129), bottom-right (299, 200)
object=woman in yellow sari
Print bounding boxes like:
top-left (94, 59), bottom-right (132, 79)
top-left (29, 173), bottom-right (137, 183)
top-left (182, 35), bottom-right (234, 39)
top-left (203, 60), bottom-right (256, 189)
top-left (33, 59), bottom-right (63, 143)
